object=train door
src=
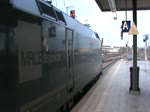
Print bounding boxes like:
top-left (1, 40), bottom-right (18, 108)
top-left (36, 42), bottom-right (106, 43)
top-left (66, 28), bottom-right (74, 93)
top-left (0, 26), bottom-right (16, 111)
top-left (0, 27), bottom-right (8, 89)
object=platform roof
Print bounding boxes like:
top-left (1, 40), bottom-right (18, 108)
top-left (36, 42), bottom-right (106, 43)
top-left (95, 0), bottom-right (150, 12)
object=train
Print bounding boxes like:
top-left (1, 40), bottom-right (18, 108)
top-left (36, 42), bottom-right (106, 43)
top-left (0, 0), bottom-right (103, 112)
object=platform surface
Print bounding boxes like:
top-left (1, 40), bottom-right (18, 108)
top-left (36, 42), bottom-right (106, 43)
top-left (71, 60), bottom-right (150, 112)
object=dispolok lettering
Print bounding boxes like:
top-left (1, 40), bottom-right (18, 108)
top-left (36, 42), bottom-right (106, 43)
top-left (22, 51), bottom-right (61, 66)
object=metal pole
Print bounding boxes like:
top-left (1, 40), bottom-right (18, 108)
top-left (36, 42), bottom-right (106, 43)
top-left (145, 41), bottom-right (147, 71)
top-left (126, 42), bottom-right (128, 62)
top-left (66, 7), bottom-right (68, 14)
top-left (132, 0), bottom-right (138, 92)
top-left (125, 0), bottom-right (127, 21)
top-left (125, 0), bottom-right (128, 62)
top-left (66, 6), bottom-right (74, 15)
top-left (145, 41), bottom-right (147, 60)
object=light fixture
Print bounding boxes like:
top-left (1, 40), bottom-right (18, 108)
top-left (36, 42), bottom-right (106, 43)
top-left (113, 11), bottom-right (117, 20)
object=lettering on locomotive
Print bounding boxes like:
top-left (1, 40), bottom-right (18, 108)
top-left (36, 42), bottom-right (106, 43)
top-left (22, 51), bottom-right (61, 66)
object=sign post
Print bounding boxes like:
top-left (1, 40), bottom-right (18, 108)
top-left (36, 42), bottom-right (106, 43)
top-left (129, 0), bottom-right (140, 93)
top-left (121, 0), bottom-right (140, 93)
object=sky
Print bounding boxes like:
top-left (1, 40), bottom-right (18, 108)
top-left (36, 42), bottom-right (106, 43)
top-left (51, 0), bottom-right (150, 47)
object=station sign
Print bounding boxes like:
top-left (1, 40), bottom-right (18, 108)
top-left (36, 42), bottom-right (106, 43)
top-left (121, 21), bottom-right (131, 32)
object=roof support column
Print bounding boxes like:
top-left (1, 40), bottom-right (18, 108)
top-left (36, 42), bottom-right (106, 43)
top-left (132, 0), bottom-right (139, 92)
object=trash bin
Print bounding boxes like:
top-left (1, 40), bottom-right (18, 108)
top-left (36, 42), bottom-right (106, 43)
top-left (129, 66), bottom-right (140, 92)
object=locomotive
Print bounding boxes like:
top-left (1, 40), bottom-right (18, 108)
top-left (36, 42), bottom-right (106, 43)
top-left (0, 0), bottom-right (103, 112)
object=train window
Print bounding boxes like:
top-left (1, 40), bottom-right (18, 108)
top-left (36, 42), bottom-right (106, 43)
top-left (94, 32), bottom-right (100, 40)
top-left (48, 27), bottom-right (56, 37)
top-left (38, 1), bottom-right (56, 20)
top-left (55, 10), bottom-right (66, 24)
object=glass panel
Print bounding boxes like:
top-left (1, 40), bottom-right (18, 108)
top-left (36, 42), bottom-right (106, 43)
top-left (55, 10), bottom-right (66, 23)
top-left (39, 1), bottom-right (56, 19)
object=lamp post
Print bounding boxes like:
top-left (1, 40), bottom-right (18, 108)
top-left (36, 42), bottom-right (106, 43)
top-left (113, 11), bottom-right (117, 20)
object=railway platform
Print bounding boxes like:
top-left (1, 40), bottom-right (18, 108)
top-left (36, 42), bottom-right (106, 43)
top-left (71, 60), bottom-right (150, 112)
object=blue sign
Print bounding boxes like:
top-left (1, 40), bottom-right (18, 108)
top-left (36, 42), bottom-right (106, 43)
top-left (121, 21), bottom-right (131, 32)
